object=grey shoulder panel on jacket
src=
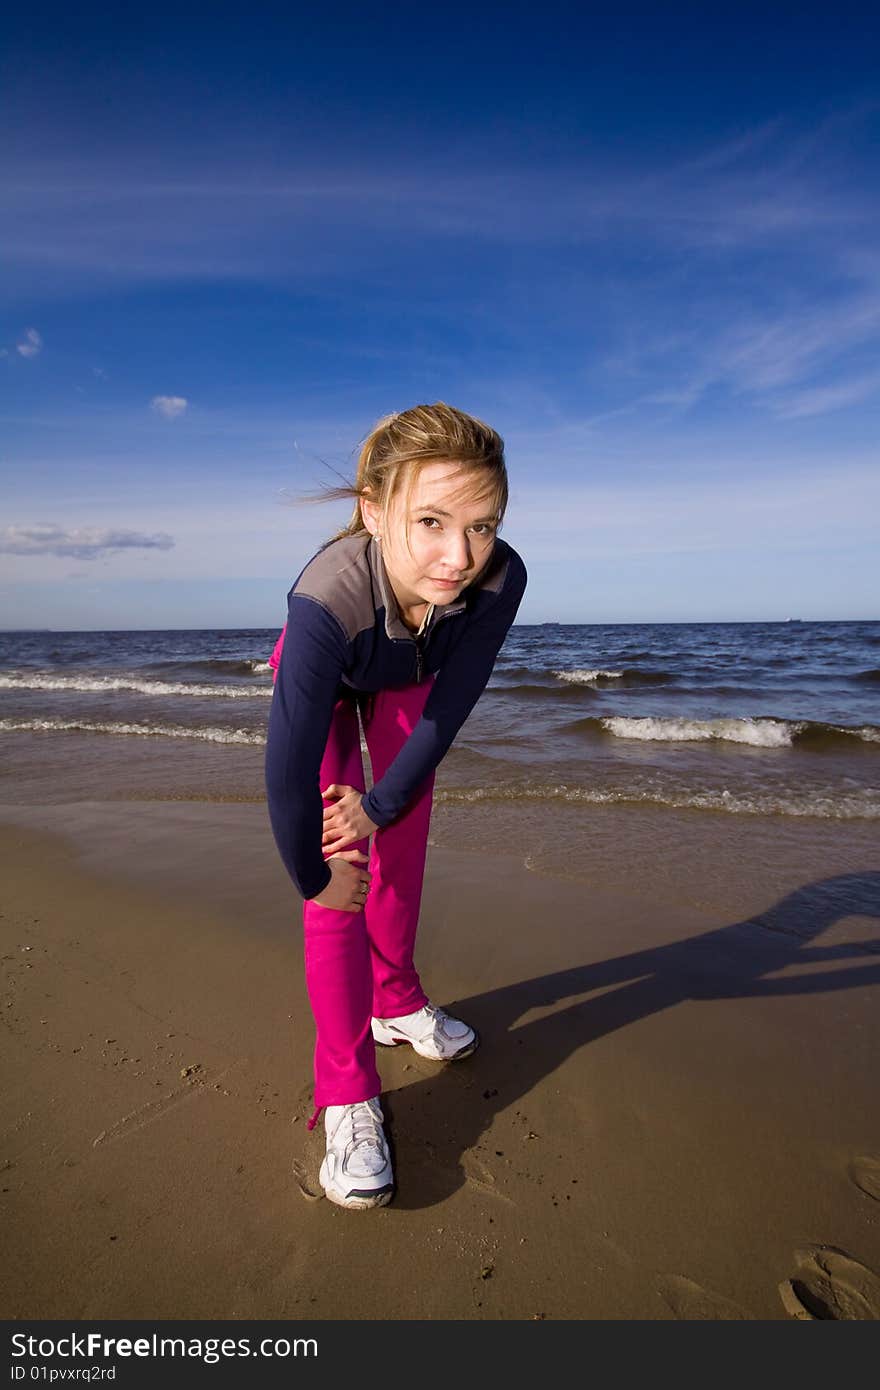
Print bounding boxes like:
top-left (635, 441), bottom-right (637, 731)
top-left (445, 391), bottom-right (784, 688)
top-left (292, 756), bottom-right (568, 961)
top-left (482, 536), bottom-right (523, 595)
top-left (291, 534), bottom-right (377, 642)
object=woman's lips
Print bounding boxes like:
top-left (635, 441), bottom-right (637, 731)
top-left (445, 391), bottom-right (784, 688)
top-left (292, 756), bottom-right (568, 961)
top-left (430, 577), bottom-right (462, 588)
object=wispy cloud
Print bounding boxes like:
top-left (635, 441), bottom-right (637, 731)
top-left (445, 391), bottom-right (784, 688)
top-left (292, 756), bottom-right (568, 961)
top-left (0, 525), bottom-right (175, 560)
top-left (16, 328), bottom-right (42, 358)
top-left (598, 286), bottom-right (880, 422)
top-left (717, 297), bottom-right (880, 393)
top-left (2, 109), bottom-right (875, 282)
top-left (150, 395), bottom-right (188, 419)
top-left (773, 370), bottom-right (880, 418)
top-left (2, 109), bottom-right (878, 440)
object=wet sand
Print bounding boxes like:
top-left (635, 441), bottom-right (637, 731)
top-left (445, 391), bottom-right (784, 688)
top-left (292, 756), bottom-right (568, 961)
top-left (2, 801), bottom-right (880, 1320)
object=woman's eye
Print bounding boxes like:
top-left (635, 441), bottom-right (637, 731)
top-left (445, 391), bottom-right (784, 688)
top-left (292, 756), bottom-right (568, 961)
top-left (416, 518), bottom-right (495, 535)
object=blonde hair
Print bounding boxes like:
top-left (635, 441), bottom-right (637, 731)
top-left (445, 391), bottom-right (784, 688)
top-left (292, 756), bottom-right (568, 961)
top-left (303, 401), bottom-right (508, 548)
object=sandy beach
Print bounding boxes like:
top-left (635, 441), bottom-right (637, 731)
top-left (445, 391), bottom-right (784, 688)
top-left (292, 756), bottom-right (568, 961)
top-left (5, 0), bottom-right (880, 1333)
top-left (2, 794), bottom-right (880, 1321)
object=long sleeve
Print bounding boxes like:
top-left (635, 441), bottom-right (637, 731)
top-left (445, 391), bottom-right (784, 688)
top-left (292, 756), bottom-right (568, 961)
top-left (265, 594), bottom-right (349, 899)
top-left (361, 547), bottom-right (527, 826)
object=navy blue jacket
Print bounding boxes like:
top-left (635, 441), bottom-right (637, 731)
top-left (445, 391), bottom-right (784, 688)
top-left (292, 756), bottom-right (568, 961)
top-left (265, 530), bottom-right (527, 899)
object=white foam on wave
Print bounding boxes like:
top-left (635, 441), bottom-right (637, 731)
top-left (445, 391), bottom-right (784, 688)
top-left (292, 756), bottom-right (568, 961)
top-left (554, 668), bottom-right (623, 684)
top-left (601, 715), bottom-right (797, 747)
top-left (0, 717), bottom-right (267, 745)
top-left (0, 674), bottom-right (271, 699)
top-left (434, 783), bottom-right (879, 820)
top-left (0, 716), bottom-right (370, 756)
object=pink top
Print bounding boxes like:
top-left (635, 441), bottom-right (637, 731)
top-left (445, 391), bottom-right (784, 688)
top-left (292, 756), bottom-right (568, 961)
top-left (268, 624), bottom-right (287, 684)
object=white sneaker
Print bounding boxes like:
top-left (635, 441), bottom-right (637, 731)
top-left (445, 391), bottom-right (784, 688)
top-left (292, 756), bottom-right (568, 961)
top-left (371, 1003), bottom-right (479, 1062)
top-left (319, 1097), bottom-right (394, 1210)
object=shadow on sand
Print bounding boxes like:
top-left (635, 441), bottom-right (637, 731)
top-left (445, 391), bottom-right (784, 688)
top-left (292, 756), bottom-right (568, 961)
top-left (376, 869), bottom-right (880, 1210)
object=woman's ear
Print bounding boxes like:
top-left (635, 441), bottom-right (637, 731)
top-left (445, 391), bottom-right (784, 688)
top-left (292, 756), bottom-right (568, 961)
top-left (360, 490), bottom-right (382, 537)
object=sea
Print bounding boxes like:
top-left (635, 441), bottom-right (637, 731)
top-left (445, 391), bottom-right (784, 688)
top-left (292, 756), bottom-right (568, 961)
top-left (2, 620), bottom-right (878, 910)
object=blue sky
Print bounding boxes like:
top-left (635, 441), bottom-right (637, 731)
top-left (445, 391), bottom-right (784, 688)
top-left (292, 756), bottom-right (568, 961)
top-left (2, 3), bottom-right (878, 627)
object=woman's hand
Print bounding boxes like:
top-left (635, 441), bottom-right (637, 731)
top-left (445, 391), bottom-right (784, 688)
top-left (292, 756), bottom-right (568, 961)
top-left (311, 850), bottom-right (372, 913)
top-left (321, 783), bottom-right (380, 855)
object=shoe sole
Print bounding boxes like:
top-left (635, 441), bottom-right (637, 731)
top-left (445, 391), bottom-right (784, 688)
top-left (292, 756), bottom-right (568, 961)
top-left (371, 1023), bottom-right (480, 1062)
top-left (322, 1183), bottom-right (394, 1210)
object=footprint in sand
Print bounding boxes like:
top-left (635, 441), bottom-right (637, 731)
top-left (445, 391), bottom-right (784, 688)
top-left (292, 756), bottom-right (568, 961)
top-left (779, 1245), bottom-right (880, 1320)
top-left (290, 1111), bottom-right (325, 1200)
top-left (291, 1158), bottom-right (323, 1202)
top-left (655, 1273), bottom-right (751, 1320)
top-left (461, 1152), bottom-right (515, 1205)
top-left (849, 1155), bottom-right (880, 1202)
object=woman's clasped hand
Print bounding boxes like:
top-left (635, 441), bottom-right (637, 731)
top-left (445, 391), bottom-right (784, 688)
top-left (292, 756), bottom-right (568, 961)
top-left (309, 783), bottom-right (380, 912)
top-left (312, 848), bottom-right (372, 912)
top-left (321, 782), bottom-right (379, 853)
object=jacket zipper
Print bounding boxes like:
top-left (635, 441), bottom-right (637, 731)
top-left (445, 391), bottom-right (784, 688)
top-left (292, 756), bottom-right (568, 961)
top-left (413, 605), bottom-right (462, 682)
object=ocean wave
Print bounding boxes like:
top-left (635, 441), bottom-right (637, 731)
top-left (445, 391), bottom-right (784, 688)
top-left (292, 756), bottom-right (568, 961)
top-left (0, 716), bottom-right (372, 754)
top-left (488, 679), bottom-right (767, 701)
top-left (0, 717), bottom-right (266, 745)
top-left (152, 657), bottom-right (272, 677)
top-left (486, 681), bottom-right (596, 700)
top-left (0, 673), bottom-right (272, 699)
top-left (490, 667), bottom-right (673, 693)
top-left (563, 714), bottom-right (880, 749)
top-left (853, 668), bottom-right (880, 684)
top-left (602, 715), bottom-right (797, 746)
top-left (495, 664), bottom-right (537, 680)
top-left (796, 722), bottom-right (880, 747)
top-left (553, 667), bottom-right (673, 687)
top-left (434, 783), bottom-right (879, 820)
top-left (554, 667), bottom-right (623, 684)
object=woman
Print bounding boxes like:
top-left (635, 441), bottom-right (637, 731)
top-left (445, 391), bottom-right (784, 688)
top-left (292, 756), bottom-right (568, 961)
top-left (265, 402), bottom-right (527, 1209)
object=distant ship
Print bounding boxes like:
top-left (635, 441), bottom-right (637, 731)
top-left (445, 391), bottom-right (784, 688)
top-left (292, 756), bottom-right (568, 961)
top-left (784, 618), bottom-right (803, 623)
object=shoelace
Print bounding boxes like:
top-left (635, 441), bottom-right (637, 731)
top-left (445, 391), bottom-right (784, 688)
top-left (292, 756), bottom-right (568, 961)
top-left (345, 1100), bottom-right (385, 1155)
top-left (418, 1003), bottom-right (451, 1040)
top-left (306, 1097), bottom-right (387, 1137)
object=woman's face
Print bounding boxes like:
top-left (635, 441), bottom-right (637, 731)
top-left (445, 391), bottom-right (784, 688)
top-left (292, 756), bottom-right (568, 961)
top-left (367, 462), bottom-right (500, 615)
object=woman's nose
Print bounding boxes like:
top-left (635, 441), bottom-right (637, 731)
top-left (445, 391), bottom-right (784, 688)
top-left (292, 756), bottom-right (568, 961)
top-left (443, 532), bottom-right (471, 572)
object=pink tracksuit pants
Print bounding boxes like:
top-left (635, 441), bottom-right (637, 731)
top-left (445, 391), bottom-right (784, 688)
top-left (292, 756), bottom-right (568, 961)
top-left (271, 629), bottom-right (435, 1107)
